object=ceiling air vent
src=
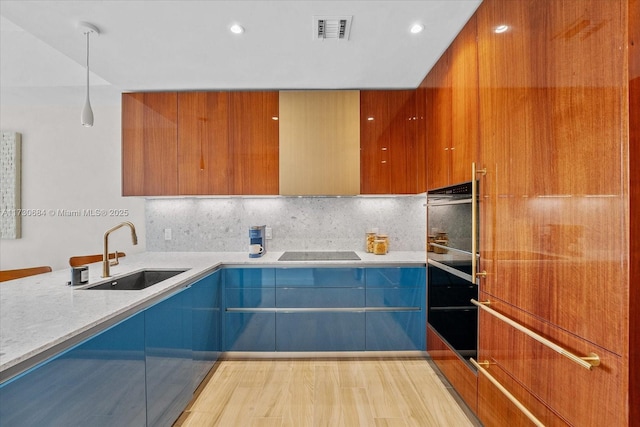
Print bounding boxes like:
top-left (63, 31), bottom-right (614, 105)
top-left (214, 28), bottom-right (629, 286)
top-left (314, 16), bottom-right (353, 41)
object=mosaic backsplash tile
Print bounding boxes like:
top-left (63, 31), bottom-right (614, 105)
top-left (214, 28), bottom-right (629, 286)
top-left (146, 195), bottom-right (426, 252)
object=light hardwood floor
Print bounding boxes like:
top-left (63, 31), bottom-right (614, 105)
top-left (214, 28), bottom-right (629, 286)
top-left (176, 357), bottom-right (478, 427)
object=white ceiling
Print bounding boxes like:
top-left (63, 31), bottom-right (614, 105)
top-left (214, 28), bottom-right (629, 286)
top-left (0, 1), bottom-right (481, 106)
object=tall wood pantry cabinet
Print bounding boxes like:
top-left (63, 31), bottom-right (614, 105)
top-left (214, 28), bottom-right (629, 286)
top-left (475, 0), bottom-right (636, 425)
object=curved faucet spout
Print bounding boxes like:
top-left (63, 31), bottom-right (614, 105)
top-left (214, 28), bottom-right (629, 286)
top-left (102, 221), bottom-right (138, 277)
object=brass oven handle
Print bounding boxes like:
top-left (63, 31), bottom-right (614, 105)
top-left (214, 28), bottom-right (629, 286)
top-left (471, 299), bottom-right (600, 370)
top-left (470, 358), bottom-right (545, 427)
top-left (471, 163), bottom-right (486, 283)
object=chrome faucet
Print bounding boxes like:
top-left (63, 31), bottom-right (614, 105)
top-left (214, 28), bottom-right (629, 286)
top-left (102, 221), bottom-right (138, 277)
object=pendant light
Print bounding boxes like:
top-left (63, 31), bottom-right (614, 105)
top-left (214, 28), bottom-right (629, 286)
top-left (78, 22), bottom-right (100, 127)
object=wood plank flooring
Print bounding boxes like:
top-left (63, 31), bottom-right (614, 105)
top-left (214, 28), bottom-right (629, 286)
top-left (176, 358), bottom-right (478, 427)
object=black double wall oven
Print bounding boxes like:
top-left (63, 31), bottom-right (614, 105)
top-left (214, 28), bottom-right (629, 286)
top-left (426, 181), bottom-right (479, 368)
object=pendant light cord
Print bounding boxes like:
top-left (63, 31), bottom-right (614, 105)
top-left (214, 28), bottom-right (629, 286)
top-left (85, 31), bottom-right (90, 99)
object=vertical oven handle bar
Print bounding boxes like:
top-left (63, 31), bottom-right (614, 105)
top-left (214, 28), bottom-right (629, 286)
top-left (472, 163), bottom-right (487, 283)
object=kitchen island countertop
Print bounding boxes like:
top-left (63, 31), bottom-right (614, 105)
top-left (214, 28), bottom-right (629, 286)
top-left (0, 251), bottom-right (425, 380)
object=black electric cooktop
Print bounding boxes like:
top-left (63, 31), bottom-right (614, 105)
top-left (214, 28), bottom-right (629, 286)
top-left (278, 251), bottom-right (361, 261)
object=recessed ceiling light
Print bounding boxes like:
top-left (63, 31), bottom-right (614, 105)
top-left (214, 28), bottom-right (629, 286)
top-left (230, 24), bottom-right (244, 34)
top-left (410, 24), bottom-right (424, 34)
top-left (494, 24), bottom-right (509, 34)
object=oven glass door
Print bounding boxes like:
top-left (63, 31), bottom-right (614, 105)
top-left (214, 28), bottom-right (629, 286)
top-left (427, 263), bottom-right (478, 365)
top-left (427, 194), bottom-right (475, 282)
top-left (427, 181), bottom-right (478, 368)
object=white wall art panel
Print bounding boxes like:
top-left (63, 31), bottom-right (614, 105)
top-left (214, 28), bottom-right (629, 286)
top-left (1, 131), bottom-right (21, 239)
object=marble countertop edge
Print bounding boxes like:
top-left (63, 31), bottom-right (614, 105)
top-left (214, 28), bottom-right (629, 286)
top-left (0, 250), bottom-right (426, 378)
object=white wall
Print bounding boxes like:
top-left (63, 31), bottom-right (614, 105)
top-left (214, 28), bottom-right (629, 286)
top-left (0, 104), bottom-right (146, 271)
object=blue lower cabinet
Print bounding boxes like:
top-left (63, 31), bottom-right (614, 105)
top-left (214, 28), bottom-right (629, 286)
top-left (276, 267), bottom-right (364, 287)
top-left (192, 271), bottom-right (221, 386)
top-left (366, 287), bottom-right (422, 307)
top-left (365, 267), bottom-right (426, 351)
top-left (366, 311), bottom-right (425, 350)
top-left (225, 312), bottom-right (276, 351)
top-left (0, 312), bottom-right (147, 427)
top-left (276, 287), bottom-right (364, 308)
top-left (276, 312), bottom-right (365, 351)
top-left (145, 287), bottom-right (193, 427)
top-left (223, 268), bottom-right (276, 351)
top-left (366, 267), bottom-right (425, 288)
top-left (225, 268), bottom-right (275, 288)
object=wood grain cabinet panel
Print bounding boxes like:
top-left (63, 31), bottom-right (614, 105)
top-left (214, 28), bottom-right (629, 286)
top-left (122, 92), bottom-right (178, 196)
top-left (427, 325), bottom-right (478, 414)
top-left (477, 365), bottom-right (569, 427)
top-left (449, 15), bottom-right (478, 185)
top-left (360, 90), bottom-right (421, 194)
top-left (423, 51), bottom-right (452, 191)
top-left (360, 91), bottom-right (391, 193)
top-left (423, 15), bottom-right (478, 190)
top-left (228, 91), bottom-right (279, 195)
top-left (476, 0), bottom-right (627, 355)
top-left (477, 295), bottom-right (625, 427)
top-left (177, 92), bottom-right (230, 195)
top-left (629, 0), bottom-right (640, 421)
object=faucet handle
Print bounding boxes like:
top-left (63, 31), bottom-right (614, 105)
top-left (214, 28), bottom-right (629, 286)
top-left (109, 250), bottom-right (120, 267)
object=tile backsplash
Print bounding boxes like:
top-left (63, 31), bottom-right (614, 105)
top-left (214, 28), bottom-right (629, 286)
top-left (146, 195), bottom-right (426, 252)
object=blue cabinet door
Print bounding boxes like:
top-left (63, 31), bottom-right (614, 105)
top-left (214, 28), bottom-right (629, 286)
top-left (276, 312), bottom-right (365, 351)
top-left (225, 312), bottom-right (276, 351)
top-left (276, 267), bottom-right (364, 287)
top-left (365, 267), bottom-right (426, 351)
top-left (275, 268), bottom-right (366, 351)
top-left (223, 268), bottom-right (276, 351)
top-left (192, 271), bottom-right (221, 386)
top-left (365, 311), bottom-right (425, 350)
top-left (145, 286), bottom-right (193, 427)
top-left (0, 312), bottom-right (146, 427)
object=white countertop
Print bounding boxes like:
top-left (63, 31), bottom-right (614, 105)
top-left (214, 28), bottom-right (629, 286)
top-left (0, 251), bottom-right (425, 379)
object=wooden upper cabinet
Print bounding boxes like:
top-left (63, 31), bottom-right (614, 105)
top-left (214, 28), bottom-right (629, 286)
top-left (449, 16), bottom-right (478, 185)
top-left (424, 15), bottom-right (478, 191)
top-left (228, 92), bottom-right (279, 195)
top-left (360, 90), bottom-right (421, 194)
top-left (122, 92), bottom-right (178, 196)
top-left (279, 91), bottom-right (360, 196)
top-left (177, 92), bottom-right (230, 195)
top-left (423, 51), bottom-right (452, 191)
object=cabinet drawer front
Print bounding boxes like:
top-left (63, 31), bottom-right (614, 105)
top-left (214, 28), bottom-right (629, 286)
top-left (366, 287), bottom-right (422, 307)
top-left (224, 313), bottom-right (275, 351)
top-left (479, 297), bottom-right (625, 427)
top-left (477, 361), bottom-right (569, 427)
top-left (276, 312), bottom-right (365, 351)
top-left (224, 268), bottom-right (275, 288)
top-left (366, 311), bottom-right (424, 350)
top-left (225, 288), bottom-right (275, 308)
top-left (366, 267), bottom-right (425, 288)
top-left (276, 268), bottom-right (365, 287)
top-left (276, 288), bottom-right (364, 308)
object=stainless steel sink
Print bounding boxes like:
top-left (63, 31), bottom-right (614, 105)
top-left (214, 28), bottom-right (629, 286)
top-left (83, 269), bottom-right (189, 290)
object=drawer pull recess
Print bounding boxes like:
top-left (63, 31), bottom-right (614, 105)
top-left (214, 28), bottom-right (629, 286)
top-left (471, 358), bottom-right (545, 427)
top-left (471, 299), bottom-right (600, 370)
